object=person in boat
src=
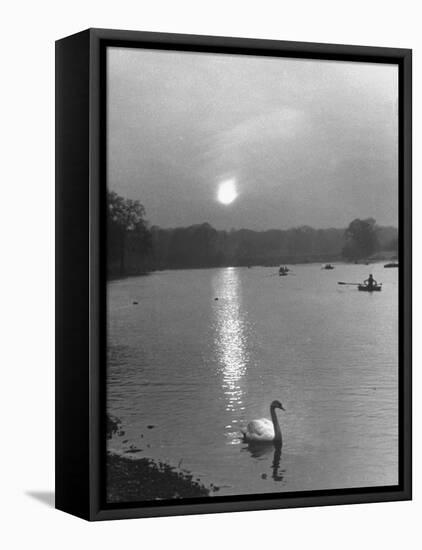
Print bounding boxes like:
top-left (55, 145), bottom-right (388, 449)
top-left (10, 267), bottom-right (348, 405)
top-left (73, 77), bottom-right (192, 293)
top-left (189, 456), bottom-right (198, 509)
top-left (363, 274), bottom-right (377, 289)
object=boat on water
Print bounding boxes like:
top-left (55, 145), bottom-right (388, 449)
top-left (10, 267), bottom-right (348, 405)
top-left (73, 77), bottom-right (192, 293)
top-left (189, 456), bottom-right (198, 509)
top-left (279, 265), bottom-right (289, 276)
top-left (322, 263), bottom-right (335, 270)
top-left (338, 273), bottom-right (382, 291)
top-left (384, 262), bottom-right (399, 268)
top-left (358, 284), bottom-right (382, 292)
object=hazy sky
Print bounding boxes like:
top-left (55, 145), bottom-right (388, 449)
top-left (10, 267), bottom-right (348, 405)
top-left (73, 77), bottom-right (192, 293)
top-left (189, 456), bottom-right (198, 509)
top-left (107, 47), bottom-right (398, 231)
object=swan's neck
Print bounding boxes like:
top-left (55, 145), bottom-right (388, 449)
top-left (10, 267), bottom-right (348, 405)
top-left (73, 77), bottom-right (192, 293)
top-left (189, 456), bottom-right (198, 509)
top-left (271, 406), bottom-right (282, 445)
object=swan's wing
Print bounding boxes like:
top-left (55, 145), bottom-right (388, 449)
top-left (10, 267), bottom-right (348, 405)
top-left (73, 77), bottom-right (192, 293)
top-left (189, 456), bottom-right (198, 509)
top-left (246, 418), bottom-right (274, 439)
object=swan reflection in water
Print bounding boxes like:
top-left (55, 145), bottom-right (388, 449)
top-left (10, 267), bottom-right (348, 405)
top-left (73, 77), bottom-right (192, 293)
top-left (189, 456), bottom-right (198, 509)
top-left (245, 442), bottom-right (285, 482)
top-left (241, 400), bottom-right (286, 482)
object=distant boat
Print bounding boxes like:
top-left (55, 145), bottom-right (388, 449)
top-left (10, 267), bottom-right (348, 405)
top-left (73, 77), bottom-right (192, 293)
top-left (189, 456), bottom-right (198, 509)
top-left (384, 262), bottom-right (399, 268)
top-left (358, 284), bottom-right (382, 292)
top-left (322, 263), bottom-right (335, 270)
top-left (279, 265), bottom-right (289, 276)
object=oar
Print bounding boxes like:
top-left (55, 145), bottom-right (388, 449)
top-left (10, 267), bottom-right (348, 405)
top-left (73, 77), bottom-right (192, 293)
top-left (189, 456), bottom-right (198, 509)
top-left (338, 281), bottom-right (383, 286)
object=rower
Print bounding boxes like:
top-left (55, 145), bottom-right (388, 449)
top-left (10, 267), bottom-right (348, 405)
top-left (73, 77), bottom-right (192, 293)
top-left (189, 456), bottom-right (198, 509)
top-left (363, 273), bottom-right (377, 289)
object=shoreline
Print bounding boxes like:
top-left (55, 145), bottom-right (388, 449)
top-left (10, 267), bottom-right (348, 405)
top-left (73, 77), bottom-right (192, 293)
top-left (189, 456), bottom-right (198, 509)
top-left (106, 415), bottom-right (215, 502)
top-left (106, 453), bottom-right (212, 503)
top-left (107, 255), bottom-right (397, 282)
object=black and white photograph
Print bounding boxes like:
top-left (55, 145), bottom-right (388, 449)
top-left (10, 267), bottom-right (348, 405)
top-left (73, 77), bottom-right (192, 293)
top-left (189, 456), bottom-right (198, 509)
top-left (2, 0), bottom-right (420, 542)
top-left (105, 46), bottom-right (400, 504)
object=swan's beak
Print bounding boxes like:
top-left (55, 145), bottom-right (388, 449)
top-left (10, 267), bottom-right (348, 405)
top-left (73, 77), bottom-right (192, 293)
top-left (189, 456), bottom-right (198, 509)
top-left (281, 405), bottom-right (286, 411)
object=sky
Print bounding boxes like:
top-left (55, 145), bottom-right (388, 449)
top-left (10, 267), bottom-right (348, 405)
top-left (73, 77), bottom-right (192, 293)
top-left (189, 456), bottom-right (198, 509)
top-left (107, 47), bottom-right (398, 231)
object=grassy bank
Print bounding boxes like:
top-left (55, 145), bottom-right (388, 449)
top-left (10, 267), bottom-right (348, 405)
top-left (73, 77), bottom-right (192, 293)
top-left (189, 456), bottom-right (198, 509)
top-left (106, 415), bottom-right (212, 502)
top-left (107, 453), bottom-right (211, 502)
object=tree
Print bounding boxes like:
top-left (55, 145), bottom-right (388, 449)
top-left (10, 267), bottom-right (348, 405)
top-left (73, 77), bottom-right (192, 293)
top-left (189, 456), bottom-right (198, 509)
top-left (287, 226), bottom-right (315, 258)
top-left (386, 235), bottom-right (398, 253)
top-left (342, 218), bottom-right (379, 262)
top-left (107, 191), bottom-right (152, 276)
top-left (164, 223), bottom-right (221, 268)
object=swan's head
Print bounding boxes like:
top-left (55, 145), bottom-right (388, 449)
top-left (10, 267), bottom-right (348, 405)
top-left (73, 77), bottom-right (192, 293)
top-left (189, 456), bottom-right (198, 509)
top-left (271, 400), bottom-right (285, 411)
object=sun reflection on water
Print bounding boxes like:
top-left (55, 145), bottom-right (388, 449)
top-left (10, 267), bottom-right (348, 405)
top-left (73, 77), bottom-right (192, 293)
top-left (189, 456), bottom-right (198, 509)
top-left (213, 268), bottom-right (249, 443)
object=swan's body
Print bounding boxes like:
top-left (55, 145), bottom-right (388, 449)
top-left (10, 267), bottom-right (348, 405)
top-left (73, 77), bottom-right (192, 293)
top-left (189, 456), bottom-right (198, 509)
top-left (244, 418), bottom-right (276, 442)
top-left (242, 400), bottom-right (285, 445)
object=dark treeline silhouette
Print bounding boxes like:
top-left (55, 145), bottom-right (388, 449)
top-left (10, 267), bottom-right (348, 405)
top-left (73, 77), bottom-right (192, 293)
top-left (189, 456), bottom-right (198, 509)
top-left (151, 224), bottom-right (344, 269)
top-left (107, 191), bottom-right (398, 278)
top-left (342, 218), bottom-right (379, 262)
top-left (151, 222), bottom-right (397, 270)
top-left (108, 191), bottom-right (152, 277)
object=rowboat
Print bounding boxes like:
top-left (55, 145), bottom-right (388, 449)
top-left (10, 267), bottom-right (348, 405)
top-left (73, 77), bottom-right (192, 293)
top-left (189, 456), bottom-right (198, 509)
top-left (358, 284), bottom-right (382, 292)
top-left (384, 262), bottom-right (398, 268)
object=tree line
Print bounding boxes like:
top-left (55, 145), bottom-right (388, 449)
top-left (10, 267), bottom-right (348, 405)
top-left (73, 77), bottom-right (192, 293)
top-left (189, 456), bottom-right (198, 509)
top-left (107, 190), bottom-right (398, 278)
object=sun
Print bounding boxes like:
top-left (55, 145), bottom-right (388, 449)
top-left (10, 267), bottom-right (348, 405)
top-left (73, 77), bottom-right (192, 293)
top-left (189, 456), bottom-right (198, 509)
top-left (217, 178), bottom-right (238, 205)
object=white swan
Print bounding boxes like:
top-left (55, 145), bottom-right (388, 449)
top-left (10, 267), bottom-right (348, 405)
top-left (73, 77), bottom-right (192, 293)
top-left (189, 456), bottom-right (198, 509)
top-left (242, 400), bottom-right (285, 445)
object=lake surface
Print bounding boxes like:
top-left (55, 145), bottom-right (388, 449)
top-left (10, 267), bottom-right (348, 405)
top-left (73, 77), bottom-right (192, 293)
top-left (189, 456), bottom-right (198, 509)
top-left (107, 263), bottom-right (398, 498)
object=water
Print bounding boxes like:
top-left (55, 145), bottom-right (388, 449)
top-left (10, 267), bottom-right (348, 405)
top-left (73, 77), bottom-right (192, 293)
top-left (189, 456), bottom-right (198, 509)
top-left (107, 263), bottom-right (398, 498)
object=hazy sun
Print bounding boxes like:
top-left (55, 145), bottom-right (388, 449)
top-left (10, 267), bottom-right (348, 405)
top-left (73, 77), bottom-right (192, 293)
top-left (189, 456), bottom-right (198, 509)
top-left (217, 178), bottom-right (238, 205)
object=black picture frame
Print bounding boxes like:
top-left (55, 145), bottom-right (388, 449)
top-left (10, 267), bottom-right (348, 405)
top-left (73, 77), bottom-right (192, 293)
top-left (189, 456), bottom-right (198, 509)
top-left (55, 28), bottom-right (412, 521)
